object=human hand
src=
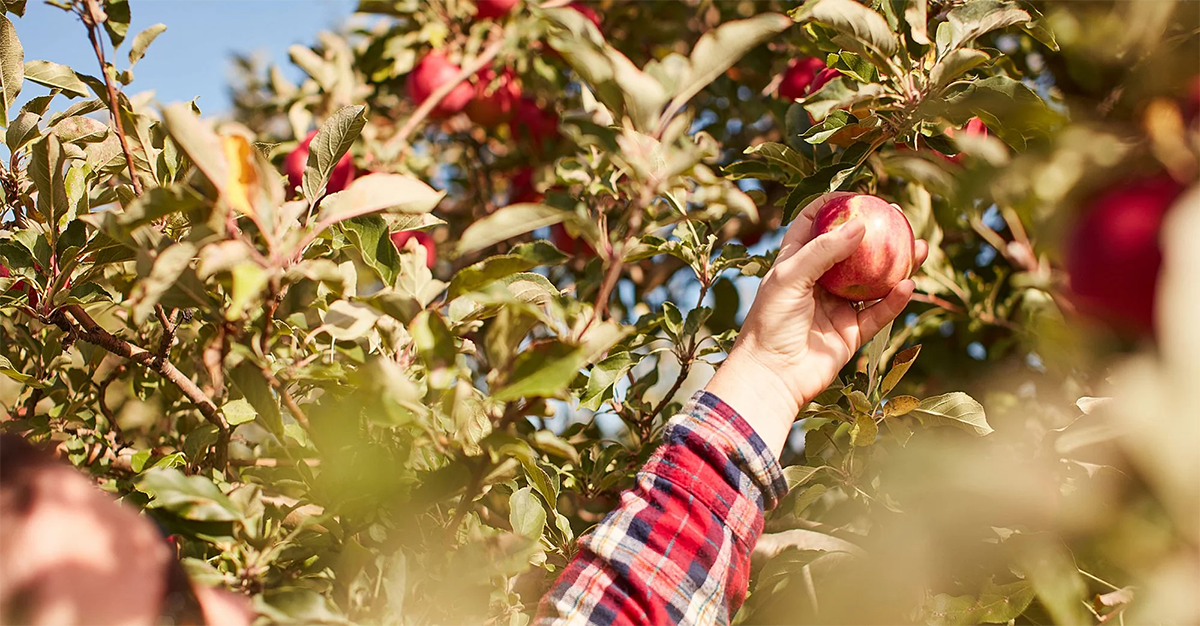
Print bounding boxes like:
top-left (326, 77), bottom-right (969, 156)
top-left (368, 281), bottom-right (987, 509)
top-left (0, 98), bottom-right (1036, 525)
top-left (705, 192), bottom-right (929, 457)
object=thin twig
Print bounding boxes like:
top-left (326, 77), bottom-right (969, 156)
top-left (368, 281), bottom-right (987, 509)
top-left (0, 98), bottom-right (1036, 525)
top-left (261, 367), bottom-right (311, 432)
top-left (154, 305), bottom-right (178, 364)
top-left (80, 0), bottom-right (143, 196)
top-left (384, 34), bottom-right (506, 156)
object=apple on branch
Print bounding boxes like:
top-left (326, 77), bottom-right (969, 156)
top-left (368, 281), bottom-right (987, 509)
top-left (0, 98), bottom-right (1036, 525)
top-left (473, 0), bottom-right (520, 20)
top-left (284, 130), bottom-right (356, 196)
top-left (407, 51), bottom-right (475, 118)
top-left (390, 230), bottom-right (437, 268)
top-left (778, 56), bottom-right (826, 101)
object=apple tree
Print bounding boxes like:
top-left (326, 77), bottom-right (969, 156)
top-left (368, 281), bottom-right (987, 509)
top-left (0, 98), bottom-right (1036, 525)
top-left (1, 0), bottom-right (1197, 623)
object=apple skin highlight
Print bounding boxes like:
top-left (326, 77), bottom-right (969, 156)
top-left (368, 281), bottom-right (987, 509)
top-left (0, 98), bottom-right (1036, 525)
top-left (811, 194), bottom-right (916, 301)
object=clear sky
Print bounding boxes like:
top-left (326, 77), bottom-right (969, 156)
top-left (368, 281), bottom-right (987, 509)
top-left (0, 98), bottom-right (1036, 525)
top-left (13, 0), bottom-right (358, 115)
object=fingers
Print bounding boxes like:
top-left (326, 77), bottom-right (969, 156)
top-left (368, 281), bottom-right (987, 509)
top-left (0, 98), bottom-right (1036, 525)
top-left (857, 279), bottom-right (915, 340)
top-left (912, 239), bottom-right (929, 275)
top-left (779, 191), bottom-right (857, 256)
top-left (777, 219), bottom-right (866, 285)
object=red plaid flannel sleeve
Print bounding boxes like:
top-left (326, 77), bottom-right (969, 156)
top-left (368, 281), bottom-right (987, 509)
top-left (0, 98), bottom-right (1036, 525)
top-left (535, 391), bottom-right (789, 626)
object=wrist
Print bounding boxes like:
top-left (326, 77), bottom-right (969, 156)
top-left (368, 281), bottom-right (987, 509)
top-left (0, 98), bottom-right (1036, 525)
top-left (704, 347), bottom-right (805, 459)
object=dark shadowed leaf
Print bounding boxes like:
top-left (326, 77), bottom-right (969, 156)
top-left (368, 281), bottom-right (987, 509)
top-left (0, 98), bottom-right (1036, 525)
top-left (136, 468), bottom-right (240, 522)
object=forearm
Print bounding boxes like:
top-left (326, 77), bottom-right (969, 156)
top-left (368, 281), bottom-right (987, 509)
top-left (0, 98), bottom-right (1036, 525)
top-left (702, 348), bottom-right (803, 460)
top-left (535, 392), bottom-right (787, 626)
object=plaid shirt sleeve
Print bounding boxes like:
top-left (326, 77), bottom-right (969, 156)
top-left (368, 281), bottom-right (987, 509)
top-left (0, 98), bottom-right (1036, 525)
top-left (534, 391), bottom-right (789, 626)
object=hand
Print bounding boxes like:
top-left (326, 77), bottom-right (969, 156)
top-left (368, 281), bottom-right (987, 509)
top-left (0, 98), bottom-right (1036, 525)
top-left (705, 192), bottom-right (929, 457)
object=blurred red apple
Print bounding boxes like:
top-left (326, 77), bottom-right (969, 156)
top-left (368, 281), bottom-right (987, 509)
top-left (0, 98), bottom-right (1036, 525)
top-left (285, 130), bottom-right (356, 196)
top-left (390, 231), bottom-right (437, 268)
top-left (778, 57), bottom-right (826, 101)
top-left (943, 117), bottom-right (989, 164)
top-left (1066, 174), bottom-right (1184, 334)
top-left (512, 98), bottom-right (559, 146)
top-left (811, 194), bottom-right (916, 301)
top-left (407, 52), bottom-right (474, 118)
top-left (467, 67), bottom-right (521, 127)
top-left (509, 168), bottom-right (541, 204)
top-left (0, 263), bottom-right (40, 308)
top-left (474, 0), bottom-right (519, 19)
top-left (551, 223), bottom-right (596, 258)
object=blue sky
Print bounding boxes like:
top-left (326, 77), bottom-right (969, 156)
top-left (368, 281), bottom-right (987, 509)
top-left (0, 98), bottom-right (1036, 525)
top-left (14, 0), bottom-right (358, 115)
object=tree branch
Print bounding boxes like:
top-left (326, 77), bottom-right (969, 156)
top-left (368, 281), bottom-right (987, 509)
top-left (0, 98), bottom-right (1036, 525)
top-left (80, 0), bottom-right (143, 197)
top-left (54, 305), bottom-right (229, 469)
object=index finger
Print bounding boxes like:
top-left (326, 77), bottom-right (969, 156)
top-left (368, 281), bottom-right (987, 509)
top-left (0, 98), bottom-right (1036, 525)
top-left (778, 191), bottom-right (856, 262)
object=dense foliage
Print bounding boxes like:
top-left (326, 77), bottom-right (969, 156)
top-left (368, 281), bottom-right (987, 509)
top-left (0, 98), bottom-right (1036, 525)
top-left (1, 0), bottom-right (1197, 623)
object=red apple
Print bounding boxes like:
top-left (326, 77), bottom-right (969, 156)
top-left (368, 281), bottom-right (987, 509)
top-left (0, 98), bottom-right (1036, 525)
top-left (467, 67), bottom-right (521, 127)
top-left (943, 117), bottom-right (989, 164)
top-left (551, 223), bottom-right (596, 258)
top-left (509, 168), bottom-right (541, 204)
top-left (474, 0), bottom-right (519, 19)
top-left (0, 263), bottom-right (40, 308)
top-left (390, 231), bottom-right (437, 268)
top-left (778, 57), bottom-right (826, 101)
top-left (407, 52), bottom-right (475, 118)
top-left (808, 67), bottom-right (839, 96)
top-left (285, 130), bottom-right (356, 196)
top-left (512, 97), bottom-right (559, 146)
top-left (810, 194), bottom-right (916, 301)
top-left (1065, 174), bottom-right (1184, 333)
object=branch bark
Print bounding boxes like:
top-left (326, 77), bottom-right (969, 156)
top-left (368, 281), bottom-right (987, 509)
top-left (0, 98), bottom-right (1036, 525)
top-left (80, 0), bottom-right (143, 197)
top-left (55, 305), bottom-right (229, 469)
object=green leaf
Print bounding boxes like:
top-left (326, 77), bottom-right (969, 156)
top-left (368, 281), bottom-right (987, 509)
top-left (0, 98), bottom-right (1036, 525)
top-left (316, 172), bottom-right (444, 225)
top-left (161, 102), bottom-right (227, 195)
top-left (229, 362), bottom-right (283, 436)
top-left (302, 104), bottom-right (366, 202)
top-left (791, 483), bottom-right (828, 516)
top-left (801, 109), bottom-right (856, 144)
top-left (341, 215), bottom-right (402, 285)
top-left (904, 0), bottom-right (929, 45)
top-left (910, 391), bottom-right (992, 436)
top-left (668, 13), bottom-right (792, 120)
top-left (848, 413), bottom-right (878, 446)
top-left (23, 60), bottom-right (89, 97)
top-left (456, 203), bottom-right (566, 256)
top-left (929, 48), bottom-right (990, 91)
top-left (924, 579), bottom-right (1036, 626)
top-left (129, 242), bottom-right (196, 325)
top-left (508, 487), bottom-right (547, 539)
top-left (791, 0), bottom-right (898, 56)
top-left (880, 344), bottom-right (920, 395)
top-left (865, 319), bottom-right (892, 397)
top-left (782, 464), bottom-right (827, 490)
top-left (446, 241), bottom-right (566, 300)
top-left (128, 23), bottom-right (166, 67)
top-left (941, 0), bottom-right (1029, 57)
top-left (221, 398), bottom-right (257, 426)
top-left (102, 0), bottom-right (130, 48)
top-left (0, 14), bottom-right (22, 124)
top-left (28, 134), bottom-right (68, 237)
top-left (0, 0), bottom-right (27, 17)
top-left (580, 351), bottom-right (635, 411)
top-left (6, 111), bottom-right (39, 153)
top-left (493, 322), bottom-right (628, 402)
top-left (743, 141), bottom-right (811, 179)
top-left (320, 299), bottom-right (380, 341)
top-left (0, 354), bottom-right (43, 386)
top-left (136, 467), bottom-right (240, 522)
top-left (1011, 534), bottom-right (1089, 626)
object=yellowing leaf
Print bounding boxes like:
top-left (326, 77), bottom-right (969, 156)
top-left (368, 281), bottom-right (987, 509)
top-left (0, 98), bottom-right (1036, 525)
top-left (884, 395), bottom-right (920, 418)
top-left (221, 134), bottom-right (259, 217)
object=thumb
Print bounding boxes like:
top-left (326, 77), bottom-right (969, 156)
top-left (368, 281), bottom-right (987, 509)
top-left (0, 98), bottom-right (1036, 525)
top-left (778, 219), bottom-right (866, 286)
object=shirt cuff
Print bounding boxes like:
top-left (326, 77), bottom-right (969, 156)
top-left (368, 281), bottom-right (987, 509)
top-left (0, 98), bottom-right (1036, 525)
top-left (662, 390), bottom-right (789, 513)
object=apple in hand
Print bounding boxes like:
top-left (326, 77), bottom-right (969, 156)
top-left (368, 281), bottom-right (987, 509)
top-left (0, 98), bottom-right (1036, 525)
top-left (1066, 174), bottom-right (1184, 334)
top-left (473, 0), bottom-right (519, 19)
top-left (778, 57), bottom-right (826, 101)
top-left (285, 130), bottom-right (356, 196)
top-left (407, 52), bottom-right (474, 118)
top-left (467, 67), bottom-right (521, 127)
top-left (390, 230), bottom-right (436, 268)
top-left (810, 194), bottom-right (916, 301)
